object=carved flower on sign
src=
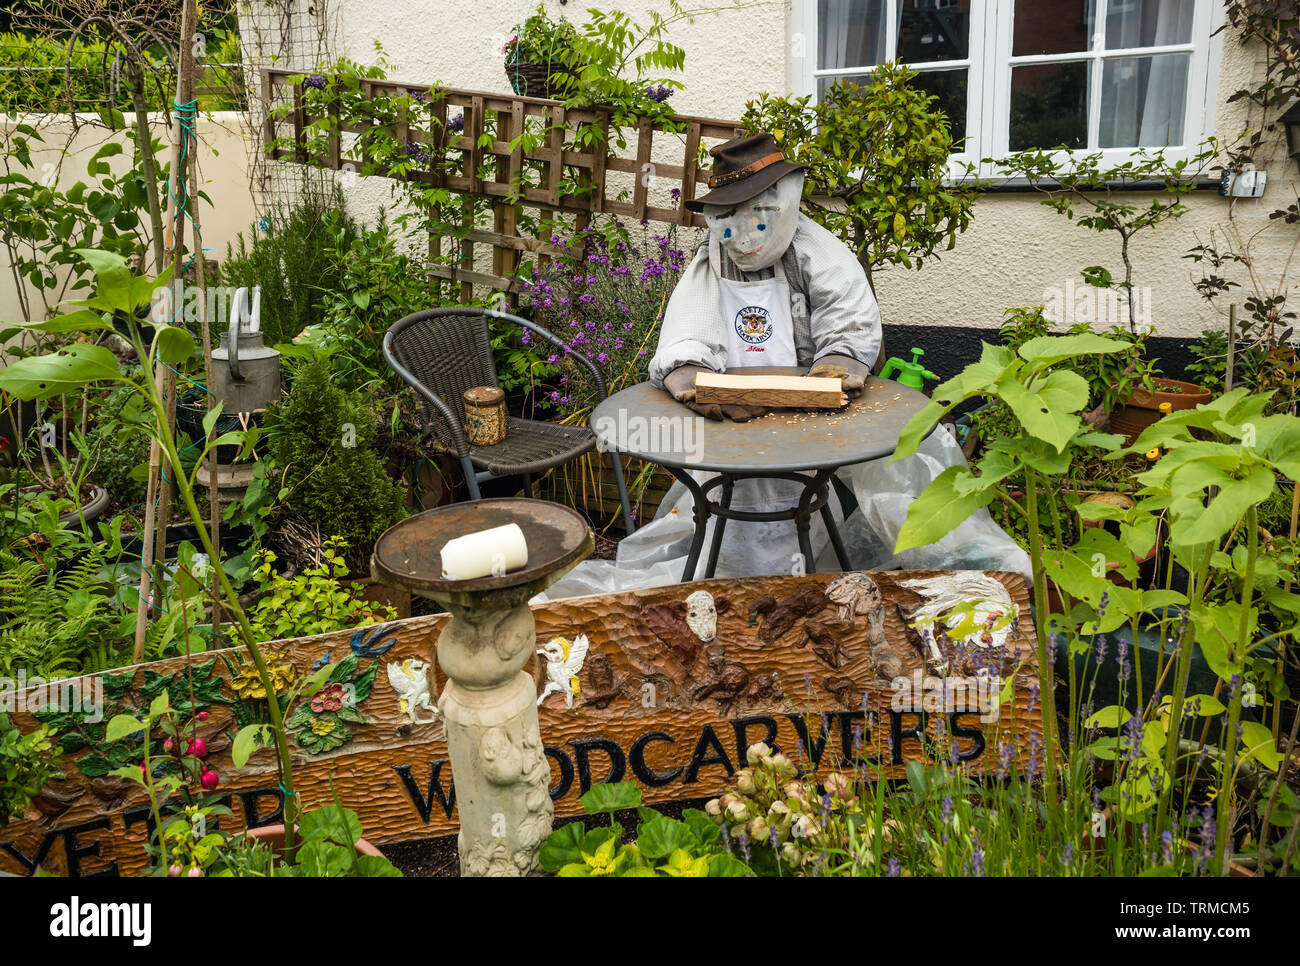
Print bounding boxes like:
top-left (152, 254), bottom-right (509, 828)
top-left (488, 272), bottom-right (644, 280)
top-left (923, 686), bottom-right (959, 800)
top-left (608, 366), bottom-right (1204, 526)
top-left (230, 659), bottom-right (295, 700)
top-left (284, 653), bottom-right (379, 756)
top-left (311, 683), bottom-right (348, 713)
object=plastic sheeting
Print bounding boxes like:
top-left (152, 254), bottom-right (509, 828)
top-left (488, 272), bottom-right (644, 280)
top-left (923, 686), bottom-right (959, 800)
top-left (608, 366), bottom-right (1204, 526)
top-left (537, 426), bottom-right (1031, 602)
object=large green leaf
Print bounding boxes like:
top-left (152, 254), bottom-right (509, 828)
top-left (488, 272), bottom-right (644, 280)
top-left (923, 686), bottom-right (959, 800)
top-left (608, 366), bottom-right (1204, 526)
top-left (1017, 332), bottom-right (1130, 367)
top-left (0, 309), bottom-right (114, 339)
top-left (74, 248), bottom-right (133, 312)
top-left (153, 325), bottom-right (195, 365)
top-left (1240, 721), bottom-right (1282, 771)
top-left (580, 781), bottom-right (642, 815)
top-left (997, 368), bottom-right (1088, 453)
top-left (1173, 466), bottom-right (1275, 548)
top-left (0, 343), bottom-right (122, 399)
top-left (635, 814), bottom-right (697, 859)
top-left (894, 342), bottom-right (1016, 460)
top-left (895, 465), bottom-right (995, 551)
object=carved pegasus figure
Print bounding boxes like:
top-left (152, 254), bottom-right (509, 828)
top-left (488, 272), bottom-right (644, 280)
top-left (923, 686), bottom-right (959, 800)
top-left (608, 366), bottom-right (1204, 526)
top-left (537, 634), bottom-right (590, 709)
top-left (387, 658), bottom-right (440, 724)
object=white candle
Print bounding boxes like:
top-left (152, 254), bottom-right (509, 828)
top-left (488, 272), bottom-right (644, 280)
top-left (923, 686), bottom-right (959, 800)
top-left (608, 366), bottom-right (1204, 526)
top-left (440, 523), bottom-right (529, 580)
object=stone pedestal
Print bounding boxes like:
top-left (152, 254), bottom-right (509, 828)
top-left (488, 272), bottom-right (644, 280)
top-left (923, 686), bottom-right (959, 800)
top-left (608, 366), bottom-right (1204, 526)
top-left (369, 498), bottom-right (593, 877)
top-left (436, 600), bottom-right (553, 876)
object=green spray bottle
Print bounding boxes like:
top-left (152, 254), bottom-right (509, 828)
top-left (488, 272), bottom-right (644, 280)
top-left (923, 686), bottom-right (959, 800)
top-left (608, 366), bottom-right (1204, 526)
top-left (880, 348), bottom-right (938, 392)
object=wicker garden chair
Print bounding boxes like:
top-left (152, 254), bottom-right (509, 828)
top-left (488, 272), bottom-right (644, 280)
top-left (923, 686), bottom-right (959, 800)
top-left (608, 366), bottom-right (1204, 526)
top-left (384, 306), bottom-right (635, 534)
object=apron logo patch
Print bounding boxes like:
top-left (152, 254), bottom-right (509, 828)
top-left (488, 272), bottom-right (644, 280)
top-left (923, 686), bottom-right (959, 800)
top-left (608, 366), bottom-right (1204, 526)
top-left (734, 305), bottom-right (774, 346)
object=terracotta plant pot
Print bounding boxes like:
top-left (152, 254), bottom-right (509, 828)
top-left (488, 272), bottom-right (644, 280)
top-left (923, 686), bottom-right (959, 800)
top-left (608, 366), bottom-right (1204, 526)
top-left (246, 823), bottom-right (384, 858)
top-left (1110, 378), bottom-right (1212, 446)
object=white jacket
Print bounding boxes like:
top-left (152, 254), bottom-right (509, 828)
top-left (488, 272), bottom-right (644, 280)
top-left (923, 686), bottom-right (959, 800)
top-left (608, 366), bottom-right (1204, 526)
top-left (649, 214), bottom-right (883, 386)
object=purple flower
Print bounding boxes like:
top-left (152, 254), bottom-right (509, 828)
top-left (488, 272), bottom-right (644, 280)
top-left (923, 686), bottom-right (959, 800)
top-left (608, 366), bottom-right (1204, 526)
top-left (646, 84), bottom-right (673, 102)
top-left (1122, 715), bottom-right (1144, 761)
top-left (305, 74), bottom-right (327, 90)
top-left (886, 858), bottom-right (900, 877)
top-left (447, 113), bottom-right (465, 134)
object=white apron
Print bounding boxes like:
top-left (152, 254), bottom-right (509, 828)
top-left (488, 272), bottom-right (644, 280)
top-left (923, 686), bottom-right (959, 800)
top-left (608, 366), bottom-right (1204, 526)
top-left (634, 239), bottom-right (833, 577)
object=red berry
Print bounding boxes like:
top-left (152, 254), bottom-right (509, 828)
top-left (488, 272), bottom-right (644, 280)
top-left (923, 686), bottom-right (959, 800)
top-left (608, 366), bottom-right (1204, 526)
top-left (163, 738), bottom-right (174, 752)
top-left (191, 738), bottom-right (207, 757)
top-left (200, 769), bottom-right (220, 790)
top-left (197, 711), bottom-right (209, 721)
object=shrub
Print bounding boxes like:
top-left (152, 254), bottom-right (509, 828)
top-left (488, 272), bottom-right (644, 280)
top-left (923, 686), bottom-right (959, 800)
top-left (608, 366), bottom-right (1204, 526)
top-left (220, 183), bottom-right (360, 346)
top-left (263, 359), bottom-right (405, 568)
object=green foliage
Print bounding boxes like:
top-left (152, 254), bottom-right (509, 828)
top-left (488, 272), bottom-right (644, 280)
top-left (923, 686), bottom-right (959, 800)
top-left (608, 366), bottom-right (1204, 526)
top-left (262, 359), bottom-right (405, 566)
top-left (220, 184), bottom-right (360, 347)
top-left (0, 713), bottom-right (62, 827)
top-left (246, 536), bottom-right (395, 644)
top-left (503, 3), bottom-right (580, 71)
top-left (0, 128), bottom-right (168, 322)
top-left (81, 378), bottom-right (152, 504)
top-left (895, 332), bottom-right (1300, 872)
top-left (993, 144), bottom-right (1217, 334)
top-left (540, 781), bottom-right (750, 877)
top-left (0, 29), bottom-right (244, 114)
top-left (284, 798), bottom-right (401, 877)
top-left (296, 210), bottom-right (432, 390)
top-left (741, 62), bottom-right (978, 286)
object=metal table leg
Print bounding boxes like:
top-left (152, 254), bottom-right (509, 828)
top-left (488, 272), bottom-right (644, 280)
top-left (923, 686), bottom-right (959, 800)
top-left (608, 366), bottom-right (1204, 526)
top-left (821, 486), bottom-right (853, 571)
top-left (671, 467), bottom-right (712, 583)
top-left (794, 470), bottom-right (833, 574)
top-left (703, 476), bottom-right (735, 579)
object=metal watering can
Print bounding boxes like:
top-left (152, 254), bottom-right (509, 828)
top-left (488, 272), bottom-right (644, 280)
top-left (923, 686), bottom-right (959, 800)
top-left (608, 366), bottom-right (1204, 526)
top-left (211, 286), bottom-right (280, 414)
top-left (880, 347), bottom-right (938, 393)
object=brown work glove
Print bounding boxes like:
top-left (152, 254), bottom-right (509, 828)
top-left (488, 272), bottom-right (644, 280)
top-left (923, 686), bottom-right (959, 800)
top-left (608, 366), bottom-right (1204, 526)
top-left (808, 353), bottom-right (870, 398)
top-left (663, 364), bottom-right (768, 422)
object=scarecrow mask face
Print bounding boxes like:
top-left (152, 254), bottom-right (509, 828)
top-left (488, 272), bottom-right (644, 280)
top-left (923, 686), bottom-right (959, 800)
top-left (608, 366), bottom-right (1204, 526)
top-left (704, 170), bottom-right (804, 272)
top-left (685, 590), bottom-right (718, 642)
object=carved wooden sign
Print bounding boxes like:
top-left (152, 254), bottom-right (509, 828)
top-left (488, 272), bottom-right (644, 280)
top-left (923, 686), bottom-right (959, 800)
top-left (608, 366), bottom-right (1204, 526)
top-left (0, 571), bottom-right (1040, 876)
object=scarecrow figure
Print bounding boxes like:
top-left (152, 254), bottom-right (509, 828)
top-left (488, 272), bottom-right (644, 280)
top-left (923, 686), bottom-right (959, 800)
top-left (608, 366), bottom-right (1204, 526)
top-left (539, 135), bottom-right (1031, 600)
top-left (650, 132), bottom-right (881, 420)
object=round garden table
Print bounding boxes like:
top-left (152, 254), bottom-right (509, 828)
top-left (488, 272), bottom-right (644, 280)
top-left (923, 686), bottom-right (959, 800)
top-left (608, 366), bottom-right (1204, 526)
top-left (590, 367), bottom-right (931, 581)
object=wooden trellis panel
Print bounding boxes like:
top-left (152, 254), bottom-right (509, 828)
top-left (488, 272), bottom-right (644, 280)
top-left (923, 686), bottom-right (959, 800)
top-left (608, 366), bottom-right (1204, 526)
top-left (261, 69), bottom-right (743, 294)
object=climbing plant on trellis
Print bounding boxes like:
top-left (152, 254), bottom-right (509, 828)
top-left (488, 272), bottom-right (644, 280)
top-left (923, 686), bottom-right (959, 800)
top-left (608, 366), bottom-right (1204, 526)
top-left (261, 66), bottom-right (742, 300)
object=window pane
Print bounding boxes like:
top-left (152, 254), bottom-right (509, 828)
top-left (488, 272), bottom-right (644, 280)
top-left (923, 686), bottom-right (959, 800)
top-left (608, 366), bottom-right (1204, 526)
top-left (819, 0), bottom-right (888, 69)
top-left (1099, 53), bottom-right (1189, 147)
top-left (911, 68), bottom-right (969, 142)
top-left (1105, 0), bottom-right (1194, 50)
top-left (1009, 61), bottom-right (1090, 149)
top-left (1013, 0), bottom-right (1096, 55)
top-left (897, 0), bottom-right (971, 64)
top-left (818, 68), bottom-right (969, 143)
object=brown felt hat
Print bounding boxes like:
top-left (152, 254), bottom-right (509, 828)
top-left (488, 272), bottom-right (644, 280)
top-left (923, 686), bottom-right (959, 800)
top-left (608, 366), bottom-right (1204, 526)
top-left (685, 132), bottom-right (805, 213)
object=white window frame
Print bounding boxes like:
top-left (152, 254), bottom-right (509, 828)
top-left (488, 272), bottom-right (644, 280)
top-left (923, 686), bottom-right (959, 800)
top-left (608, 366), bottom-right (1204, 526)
top-left (791, 0), bottom-right (1224, 177)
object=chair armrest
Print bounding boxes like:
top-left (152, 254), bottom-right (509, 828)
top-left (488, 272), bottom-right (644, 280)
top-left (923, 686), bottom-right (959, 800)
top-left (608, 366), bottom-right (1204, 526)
top-left (382, 327), bottom-right (472, 458)
top-left (485, 308), bottom-right (610, 399)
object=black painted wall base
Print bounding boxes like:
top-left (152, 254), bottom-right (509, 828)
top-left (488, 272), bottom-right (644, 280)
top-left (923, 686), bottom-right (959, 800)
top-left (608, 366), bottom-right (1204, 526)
top-left (881, 324), bottom-right (1199, 385)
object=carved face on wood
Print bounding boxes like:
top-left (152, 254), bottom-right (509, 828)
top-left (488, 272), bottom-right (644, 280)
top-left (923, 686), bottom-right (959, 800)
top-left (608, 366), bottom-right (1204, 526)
top-left (685, 590), bottom-right (718, 642)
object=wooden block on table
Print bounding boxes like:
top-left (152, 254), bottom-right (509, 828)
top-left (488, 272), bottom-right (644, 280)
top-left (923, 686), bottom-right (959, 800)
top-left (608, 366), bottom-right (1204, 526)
top-left (693, 371), bottom-right (848, 410)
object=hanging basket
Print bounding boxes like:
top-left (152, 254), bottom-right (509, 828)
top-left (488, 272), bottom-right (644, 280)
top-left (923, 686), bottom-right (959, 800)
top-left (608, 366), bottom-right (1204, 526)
top-left (504, 58), bottom-right (573, 99)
